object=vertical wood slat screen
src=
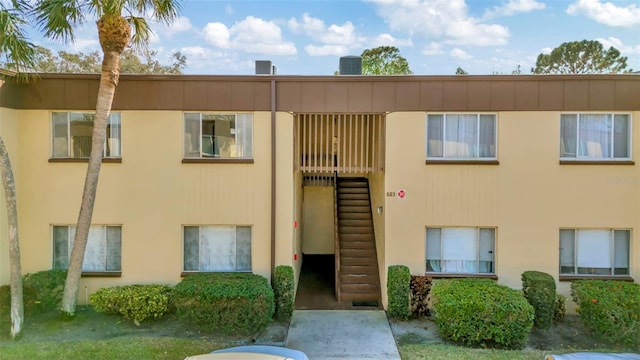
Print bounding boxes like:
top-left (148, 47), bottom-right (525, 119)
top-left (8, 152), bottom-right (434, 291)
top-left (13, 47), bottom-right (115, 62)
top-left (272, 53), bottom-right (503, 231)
top-left (295, 113), bottom-right (385, 173)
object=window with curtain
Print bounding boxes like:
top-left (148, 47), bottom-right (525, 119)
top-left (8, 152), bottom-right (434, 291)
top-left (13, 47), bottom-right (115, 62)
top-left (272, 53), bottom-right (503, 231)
top-left (52, 112), bottom-right (121, 159)
top-left (426, 227), bottom-right (495, 274)
top-left (183, 225), bottom-right (252, 272)
top-left (560, 114), bottom-right (630, 160)
top-left (426, 114), bottom-right (497, 160)
top-left (183, 113), bottom-right (253, 159)
top-left (560, 229), bottom-right (630, 276)
top-left (53, 225), bottom-right (121, 272)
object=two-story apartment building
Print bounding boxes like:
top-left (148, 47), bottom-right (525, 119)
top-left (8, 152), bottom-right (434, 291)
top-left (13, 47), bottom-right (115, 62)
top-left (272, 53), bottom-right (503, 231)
top-left (1, 72), bottom-right (639, 309)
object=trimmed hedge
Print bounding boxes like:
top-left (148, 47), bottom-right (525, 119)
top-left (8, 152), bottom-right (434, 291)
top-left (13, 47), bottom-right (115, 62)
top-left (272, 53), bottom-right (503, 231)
top-left (273, 265), bottom-right (294, 321)
top-left (90, 284), bottom-right (172, 325)
top-left (22, 270), bottom-right (66, 313)
top-left (387, 265), bottom-right (411, 320)
top-left (554, 293), bottom-right (566, 323)
top-left (173, 273), bottom-right (274, 335)
top-left (431, 278), bottom-right (534, 349)
top-left (521, 270), bottom-right (556, 330)
top-left (410, 275), bottom-right (432, 317)
top-left (571, 280), bottom-right (640, 348)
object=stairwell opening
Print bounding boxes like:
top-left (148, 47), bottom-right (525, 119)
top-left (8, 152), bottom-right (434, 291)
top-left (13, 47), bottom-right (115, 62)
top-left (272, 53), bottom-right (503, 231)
top-left (293, 113), bottom-right (386, 310)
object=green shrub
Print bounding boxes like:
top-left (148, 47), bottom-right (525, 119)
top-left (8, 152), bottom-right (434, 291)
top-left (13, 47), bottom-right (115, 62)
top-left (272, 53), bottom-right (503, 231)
top-left (521, 270), bottom-right (556, 330)
top-left (90, 284), bottom-right (172, 326)
top-left (554, 293), bottom-right (566, 323)
top-left (431, 278), bottom-right (534, 349)
top-left (273, 266), bottom-right (294, 321)
top-left (571, 280), bottom-right (640, 348)
top-left (173, 273), bottom-right (274, 336)
top-left (387, 265), bottom-right (410, 320)
top-left (0, 283), bottom-right (40, 318)
top-left (22, 270), bottom-right (66, 313)
top-left (410, 275), bottom-right (432, 318)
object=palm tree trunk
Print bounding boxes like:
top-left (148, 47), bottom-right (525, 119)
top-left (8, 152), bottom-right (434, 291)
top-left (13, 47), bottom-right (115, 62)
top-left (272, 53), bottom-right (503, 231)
top-left (60, 51), bottom-right (121, 316)
top-left (0, 135), bottom-right (23, 339)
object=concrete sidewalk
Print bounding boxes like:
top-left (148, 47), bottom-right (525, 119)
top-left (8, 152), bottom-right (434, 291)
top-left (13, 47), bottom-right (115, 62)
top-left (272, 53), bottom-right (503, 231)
top-left (285, 310), bottom-right (401, 360)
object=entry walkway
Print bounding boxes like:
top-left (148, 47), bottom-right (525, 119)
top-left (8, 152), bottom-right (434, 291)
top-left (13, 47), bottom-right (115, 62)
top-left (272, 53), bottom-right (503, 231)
top-left (286, 310), bottom-right (401, 360)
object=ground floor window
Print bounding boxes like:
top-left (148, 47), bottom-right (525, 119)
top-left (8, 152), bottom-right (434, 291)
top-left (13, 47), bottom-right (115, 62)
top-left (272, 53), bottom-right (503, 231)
top-left (560, 229), bottom-right (630, 276)
top-left (183, 225), bottom-right (251, 272)
top-left (53, 225), bottom-right (122, 272)
top-left (426, 227), bottom-right (495, 274)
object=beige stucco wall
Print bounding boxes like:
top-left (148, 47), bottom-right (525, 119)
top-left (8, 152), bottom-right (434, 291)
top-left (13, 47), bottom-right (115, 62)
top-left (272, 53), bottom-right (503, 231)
top-left (13, 109), bottom-right (273, 299)
top-left (0, 107), bottom-right (19, 286)
top-left (302, 186), bottom-right (334, 254)
top-left (385, 111), bottom-right (640, 308)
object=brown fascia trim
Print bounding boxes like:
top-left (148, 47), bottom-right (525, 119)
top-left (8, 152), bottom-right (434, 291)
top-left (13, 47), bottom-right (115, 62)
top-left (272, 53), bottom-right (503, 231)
top-left (181, 158), bottom-right (254, 164)
top-left (426, 160), bottom-right (500, 165)
top-left (559, 275), bottom-right (634, 282)
top-left (426, 273), bottom-right (498, 280)
top-left (559, 160), bottom-right (635, 165)
top-left (48, 158), bottom-right (122, 163)
top-left (80, 271), bottom-right (121, 278)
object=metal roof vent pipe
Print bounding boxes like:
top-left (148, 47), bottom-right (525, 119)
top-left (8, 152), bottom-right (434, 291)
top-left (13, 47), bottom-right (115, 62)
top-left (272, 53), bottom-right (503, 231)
top-left (256, 60), bottom-right (277, 75)
top-left (339, 56), bottom-right (362, 75)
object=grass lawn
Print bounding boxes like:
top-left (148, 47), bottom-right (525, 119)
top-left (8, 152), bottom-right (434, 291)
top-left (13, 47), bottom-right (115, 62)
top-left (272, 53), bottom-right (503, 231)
top-left (0, 337), bottom-right (222, 360)
top-left (400, 344), bottom-right (549, 360)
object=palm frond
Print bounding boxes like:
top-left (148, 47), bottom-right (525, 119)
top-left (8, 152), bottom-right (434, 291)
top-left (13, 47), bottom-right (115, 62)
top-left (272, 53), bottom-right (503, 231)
top-left (128, 0), bottom-right (180, 24)
top-left (126, 16), bottom-right (151, 51)
top-left (0, 8), bottom-right (38, 82)
top-left (32, 0), bottom-right (87, 43)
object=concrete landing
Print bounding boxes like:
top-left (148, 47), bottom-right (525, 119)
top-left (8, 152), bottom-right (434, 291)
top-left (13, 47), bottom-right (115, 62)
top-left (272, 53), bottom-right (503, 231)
top-left (285, 310), bottom-right (401, 360)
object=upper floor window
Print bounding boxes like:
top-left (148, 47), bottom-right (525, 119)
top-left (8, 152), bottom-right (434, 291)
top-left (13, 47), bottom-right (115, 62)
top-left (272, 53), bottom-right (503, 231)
top-left (560, 114), bottom-right (631, 160)
top-left (53, 225), bottom-right (122, 273)
top-left (560, 229), bottom-right (630, 277)
top-left (426, 227), bottom-right (495, 274)
top-left (183, 225), bottom-right (252, 272)
top-left (427, 114), bottom-right (497, 160)
top-left (52, 112), bottom-right (121, 159)
top-left (184, 113), bottom-right (253, 159)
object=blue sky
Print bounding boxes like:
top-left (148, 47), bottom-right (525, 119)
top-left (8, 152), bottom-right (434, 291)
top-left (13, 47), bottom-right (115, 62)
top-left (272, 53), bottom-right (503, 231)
top-left (32, 0), bottom-right (640, 75)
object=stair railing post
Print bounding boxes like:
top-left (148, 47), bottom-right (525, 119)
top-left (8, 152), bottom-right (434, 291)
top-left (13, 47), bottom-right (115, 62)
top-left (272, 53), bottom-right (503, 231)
top-left (334, 171), bottom-right (341, 301)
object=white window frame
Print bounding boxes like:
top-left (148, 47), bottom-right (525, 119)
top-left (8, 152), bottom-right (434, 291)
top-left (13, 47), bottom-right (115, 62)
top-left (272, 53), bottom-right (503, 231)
top-left (426, 113), bottom-right (497, 160)
top-left (52, 225), bottom-right (122, 272)
top-left (182, 225), bottom-right (252, 272)
top-left (426, 227), bottom-right (495, 274)
top-left (559, 113), bottom-right (632, 161)
top-left (559, 228), bottom-right (631, 277)
top-left (183, 113), bottom-right (253, 159)
top-left (51, 112), bottom-right (122, 159)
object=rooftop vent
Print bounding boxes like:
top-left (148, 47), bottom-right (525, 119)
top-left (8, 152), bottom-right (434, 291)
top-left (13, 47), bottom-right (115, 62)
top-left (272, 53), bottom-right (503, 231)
top-left (255, 60), bottom-right (277, 75)
top-left (339, 56), bottom-right (362, 75)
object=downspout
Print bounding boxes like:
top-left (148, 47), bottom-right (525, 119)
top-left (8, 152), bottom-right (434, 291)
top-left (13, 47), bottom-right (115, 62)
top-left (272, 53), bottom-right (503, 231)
top-left (270, 79), bottom-right (276, 281)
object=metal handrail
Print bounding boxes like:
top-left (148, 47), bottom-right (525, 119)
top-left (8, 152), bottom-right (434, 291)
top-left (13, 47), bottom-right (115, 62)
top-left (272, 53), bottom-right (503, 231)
top-left (333, 171), bottom-right (341, 301)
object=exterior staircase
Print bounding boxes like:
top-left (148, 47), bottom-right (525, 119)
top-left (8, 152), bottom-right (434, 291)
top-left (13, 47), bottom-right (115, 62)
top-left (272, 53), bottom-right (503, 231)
top-left (336, 177), bottom-right (381, 303)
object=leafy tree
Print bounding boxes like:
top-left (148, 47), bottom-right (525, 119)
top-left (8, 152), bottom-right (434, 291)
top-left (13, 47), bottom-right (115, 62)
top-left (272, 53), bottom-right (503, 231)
top-left (31, 46), bottom-right (186, 74)
top-left (532, 40), bottom-right (631, 74)
top-left (0, 0), bottom-right (35, 340)
top-left (361, 46), bottom-right (412, 75)
top-left (512, 65), bottom-right (522, 75)
top-left (455, 67), bottom-right (468, 75)
top-left (31, 0), bottom-right (182, 317)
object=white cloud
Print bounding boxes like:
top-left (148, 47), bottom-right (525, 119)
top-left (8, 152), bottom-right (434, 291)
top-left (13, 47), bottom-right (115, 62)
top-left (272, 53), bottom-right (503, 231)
top-left (370, 34), bottom-right (414, 47)
top-left (450, 48), bottom-right (473, 60)
top-left (423, 42), bottom-right (445, 55)
top-left (567, 0), bottom-right (640, 27)
top-left (305, 44), bottom-right (350, 56)
top-left (367, 0), bottom-right (510, 46)
top-left (597, 37), bottom-right (640, 55)
top-left (288, 13), bottom-right (365, 56)
top-left (70, 38), bottom-right (100, 52)
top-left (202, 16), bottom-right (296, 55)
top-left (167, 16), bottom-right (193, 35)
top-left (484, 0), bottom-right (546, 19)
